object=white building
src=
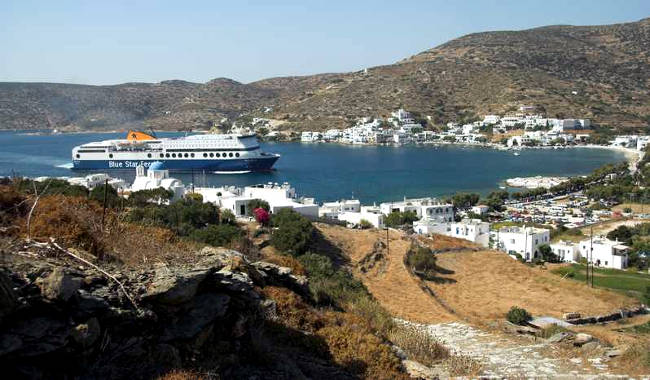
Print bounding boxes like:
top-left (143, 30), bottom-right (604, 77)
top-left (319, 199), bottom-right (361, 218)
top-left (448, 219), bottom-right (491, 247)
top-left (577, 237), bottom-right (629, 269)
top-left (493, 226), bottom-right (551, 261)
top-left (483, 115), bottom-right (500, 125)
top-left (67, 173), bottom-right (127, 191)
top-left (380, 198), bottom-right (454, 222)
top-left (414, 218), bottom-right (490, 247)
top-left (130, 162), bottom-right (185, 201)
top-left (338, 206), bottom-right (385, 228)
top-left (471, 205), bottom-right (489, 215)
top-left (243, 183), bottom-right (318, 218)
top-left (550, 241), bottom-right (579, 262)
top-left (301, 131), bottom-right (322, 142)
top-left (195, 182), bottom-right (318, 219)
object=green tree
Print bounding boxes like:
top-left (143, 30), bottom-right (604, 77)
top-left (247, 199), bottom-right (270, 215)
top-left (506, 306), bottom-right (532, 325)
top-left (89, 184), bottom-right (120, 208)
top-left (270, 209), bottom-right (314, 256)
top-left (384, 210), bottom-right (419, 227)
top-left (452, 193), bottom-right (480, 209)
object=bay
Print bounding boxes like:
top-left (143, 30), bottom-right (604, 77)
top-left (0, 131), bottom-right (627, 204)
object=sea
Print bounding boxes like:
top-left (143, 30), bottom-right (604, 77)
top-left (0, 131), bottom-right (628, 204)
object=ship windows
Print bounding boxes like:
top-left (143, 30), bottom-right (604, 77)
top-left (76, 154), bottom-right (80, 159)
top-left (160, 153), bottom-right (164, 158)
top-left (209, 153), bottom-right (214, 158)
top-left (229, 152), bottom-right (233, 157)
top-left (215, 153), bottom-right (221, 158)
top-left (172, 153), bottom-right (176, 158)
top-left (147, 153), bottom-right (152, 158)
top-left (184, 153), bottom-right (189, 158)
top-left (203, 153), bottom-right (207, 158)
top-left (166, 153), bottom-right (170, 158)
top-left (235, 153), bottom-right (240, 157)
top-left (190, 153), bottom-right (195, 158)
top-left (109, 154), bottom-right (113, 158)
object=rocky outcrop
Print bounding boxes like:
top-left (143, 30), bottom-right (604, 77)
top-left (565, 305), bottom-right (647, 325)
top-left (0, 243), bottom-right (309, 379)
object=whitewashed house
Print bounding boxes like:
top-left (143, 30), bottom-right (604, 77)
top-left (471, 205), bottom-right (489, 215)
top-left (338, 206), bottom-right (385, 228)
top-left (130, 162), bottom-right (185, 202)
top-left (380, 198), bottom-right (453, 222)
top-left (550, 241), bottom-right (579, 262)
top-left (448, 219), bottom-right (490, 247)
top-left (577, 237), bottom-right (629, 269)
top-left (493, 226), bottom-right (551, 261)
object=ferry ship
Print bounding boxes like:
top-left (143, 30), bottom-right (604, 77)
top-left (72, 131), bottom-right (280, 172)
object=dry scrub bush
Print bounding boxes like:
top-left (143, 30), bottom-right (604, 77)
top-left (0, 185), bottom-right (27, 228)
top-left (262, 286), bottom-right (407, 379)
top-left (261, 253), bottom-right (306, 275)
top-left (388, 325), bottom-right (448, 366)
top-left (318, 323), bottom-right (407, 380)
top-left (157, 370), bottom-right (205, 380)
top-left (27, 195), bottom-right (200, 266)
top-left (617, 341), bottom-right (650, 375)
top-left (444, 354), bottom-right (484, 377)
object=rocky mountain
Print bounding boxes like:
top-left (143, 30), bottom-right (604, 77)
top-left (1, 18), bottom-right (648, 131)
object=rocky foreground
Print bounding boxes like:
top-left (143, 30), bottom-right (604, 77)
top-left (0, 240), bottom-right (318, 379)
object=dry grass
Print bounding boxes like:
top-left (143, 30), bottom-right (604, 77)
top-left (611, 203), bottom-right (649, 214)
top-left (388, 325), bottom-right (449, 366)
top-left (261, 286), bottom-right (408, 379)
top-left (260, 245), bottom-right (306, 275)
top-left (427, 250), bottom-right (637, 322)
top-left (157, 370), bottom-right (205, 380)
top-left (316, 224), bottom-right (455, 323)
top-left (443, 354), bottom-right (484, 377)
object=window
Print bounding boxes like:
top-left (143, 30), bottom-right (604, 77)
top-left (109, 153), bottom-right (113, 158)
top-left (172, 153), bottom-right (176, 158)
top-left (166, 153), bottom-right (170, 158)
top-left (229, 153), bottom-right (233, 157)
top-left (209, 153), bottom-right (214, 158)
top-left (147, 153), bottom-right (152, 158)
top-left (160, 153), bottom-right (164, 158)
top-left (184, 153), bottom-right (189, 158)
top-left (216, 153), bottom-right (221, 158)
top-left (235, 152), bottom-right (240, 157)
top-left (203, 153), bottom-right (207, 158)
top-left (190, 153), bottom-right (195, 158)
top-left (76, 154), bottom-right (80, 158)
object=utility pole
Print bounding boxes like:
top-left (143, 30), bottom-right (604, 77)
top-left (101, 179), bottom-right (108, 231)
top-left (385, 227), bottom-right (390, 257)
top-left (589, 225), bottom-right (594, 288)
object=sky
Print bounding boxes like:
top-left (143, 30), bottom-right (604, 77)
top-left (1, 0), bottom-right (649, 85)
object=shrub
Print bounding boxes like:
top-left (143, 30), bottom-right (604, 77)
top-left (89, 184), bottom-right (121, 208)
top-left (359, 219), bottom-right (373, 229)
top-left (220, 209), bottom-right (236, 225)
top-left (129, 188), bottom-right (174, 207)
top-left (406, 246), bottom-right (438, 280)
top-left (270, 209), bottom-right (314, 256)
top-left (189, 224), bottom-right (243, 247)
top-left (384, 211), bottom-right (419, 228)
top-left (538, 324), bottom-right (569, 339)
top-left (506, 306), bottom-right (532, 325)
top-left (247, 199), bottom-right (270, 214)
top-left (253, 207), bottom-right (270, 225)
top-left (298, 253), bottom-right (368, 307)
top-left (388, 325), bottom-right (448, 366)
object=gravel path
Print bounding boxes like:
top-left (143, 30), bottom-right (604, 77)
top-left (399, 320), bottom-right (627, 379)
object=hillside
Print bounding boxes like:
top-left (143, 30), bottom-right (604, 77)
top-left (1, 18), bottom-right (649, 131)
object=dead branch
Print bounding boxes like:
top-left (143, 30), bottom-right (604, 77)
top-left (26, 180), bottom-right (52, 241)
top-left (49, 238), bottom-right (140, 311)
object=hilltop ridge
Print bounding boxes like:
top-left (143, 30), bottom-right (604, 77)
top-left (1, 18), bottom-right (648, 131)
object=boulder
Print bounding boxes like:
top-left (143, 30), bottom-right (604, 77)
top-left (581, 341), bottom-right (600, 351)
top-left (573, 333), bottom-right (593, 346)
top-left (547, 331), bottom-right (571, 343)
top-left (0, 270), bottom-right (18, 321)
top-left (161, 293), bottom-right (230, 341)
top-left (142, 265), bottom-right (209, 305)
top-left (36, 268), bottom-right (81, 302)
top-left (71, 318), bottom-right (100, 348)
top-left (503, 321), bottom-right (538, 335)
top-left (563, 312), bottom-right (581, 320)
top-left (605, 349), bottom-right (622, 358)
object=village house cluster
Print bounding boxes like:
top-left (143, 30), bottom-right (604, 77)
top-left (38, 161), bottom-right (632, 270)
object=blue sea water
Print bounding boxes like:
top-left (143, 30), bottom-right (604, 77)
top-left (0, 131), bottom-right (627, 204)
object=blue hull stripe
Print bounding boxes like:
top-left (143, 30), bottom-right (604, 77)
top-left (72, 156), bottom-right (279, 172)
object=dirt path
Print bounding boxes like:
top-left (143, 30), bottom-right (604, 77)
top-left (316, 224), bottom-right (456, 323)
top-left (401, 320), bottom-right (621, 378)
